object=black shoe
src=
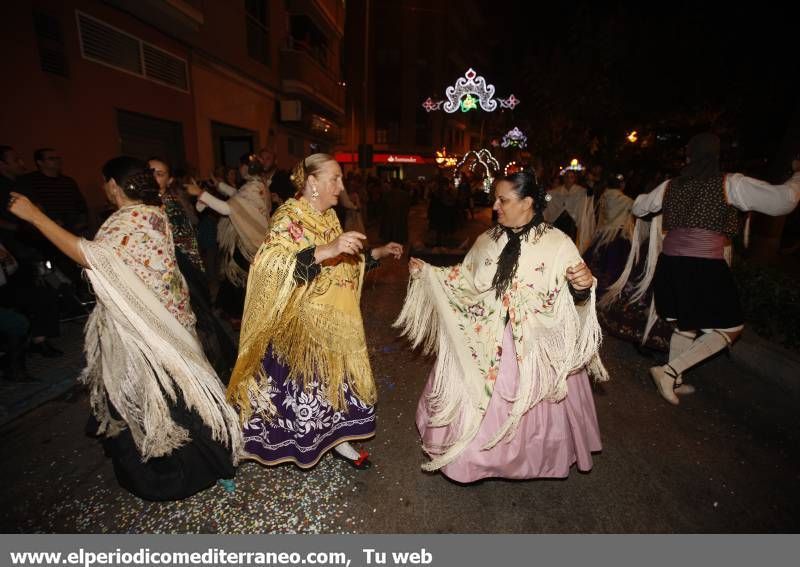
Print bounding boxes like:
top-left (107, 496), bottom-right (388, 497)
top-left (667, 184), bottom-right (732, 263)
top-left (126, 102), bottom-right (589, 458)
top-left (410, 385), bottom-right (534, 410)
top-left (28, 341), bottom-right (64, 358)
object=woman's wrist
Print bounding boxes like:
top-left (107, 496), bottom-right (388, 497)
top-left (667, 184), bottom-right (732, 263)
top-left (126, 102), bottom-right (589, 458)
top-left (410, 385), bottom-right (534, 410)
top-left (314, 244), bottom-right (330, 264)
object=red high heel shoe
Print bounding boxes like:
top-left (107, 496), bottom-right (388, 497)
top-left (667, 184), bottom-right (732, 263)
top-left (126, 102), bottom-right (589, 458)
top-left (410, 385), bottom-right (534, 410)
top-left (332, 447), bottom-right (372, 470)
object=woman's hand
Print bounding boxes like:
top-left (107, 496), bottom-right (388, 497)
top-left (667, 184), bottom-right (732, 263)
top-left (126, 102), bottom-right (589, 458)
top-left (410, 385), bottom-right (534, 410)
top-left (566, 261), bottom-right (593, 290)
top-left (408, 257), bottom-right (425, 276)
top-left (371, 242), bottom-right (404, 260)
top-left (315, 231), bottom-right (367, 263)
top-left (7, 193), bottom-right (44, 224)
top-left (184, 178), bottom-right (204, 197)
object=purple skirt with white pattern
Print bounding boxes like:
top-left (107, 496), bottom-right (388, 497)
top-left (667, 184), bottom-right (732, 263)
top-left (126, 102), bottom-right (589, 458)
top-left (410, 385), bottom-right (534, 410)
top-left (242, 345), bottom-right (376, 468)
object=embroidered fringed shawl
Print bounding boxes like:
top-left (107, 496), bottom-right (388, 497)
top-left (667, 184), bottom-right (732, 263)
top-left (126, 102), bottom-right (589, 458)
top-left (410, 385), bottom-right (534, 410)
top-left (395, 225), bottom-right (608, 471)
top-left (592, 189), bottom-right (635, 250)
top-left (218, 177), bottom-right (271, 286)
top-left (81, 205), bottom-right (242, 461)
top-left (226, 198), bottom-right (376, 421)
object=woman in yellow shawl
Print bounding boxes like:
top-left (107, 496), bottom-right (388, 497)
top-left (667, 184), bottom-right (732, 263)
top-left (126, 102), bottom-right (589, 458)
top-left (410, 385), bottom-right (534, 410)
top-left (227, 153), bottom-right (403, 469)
top-left (397, 171), bottom-right (607, 482)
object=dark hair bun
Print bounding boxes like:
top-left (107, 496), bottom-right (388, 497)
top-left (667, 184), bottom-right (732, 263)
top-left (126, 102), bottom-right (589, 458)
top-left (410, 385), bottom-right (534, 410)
top-left (122, 171), bottom-right (162, 206)
top-left (101, 156), bottom-right (163, 206)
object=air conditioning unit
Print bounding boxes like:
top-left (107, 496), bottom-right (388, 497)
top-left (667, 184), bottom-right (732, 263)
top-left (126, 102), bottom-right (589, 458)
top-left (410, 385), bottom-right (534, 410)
top-left (280, 100), bottom-right (302, 121)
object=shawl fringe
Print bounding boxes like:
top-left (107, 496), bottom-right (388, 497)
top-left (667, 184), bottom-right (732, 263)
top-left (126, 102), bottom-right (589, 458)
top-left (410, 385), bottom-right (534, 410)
top-left (80, 240), bottom-right (242, 462)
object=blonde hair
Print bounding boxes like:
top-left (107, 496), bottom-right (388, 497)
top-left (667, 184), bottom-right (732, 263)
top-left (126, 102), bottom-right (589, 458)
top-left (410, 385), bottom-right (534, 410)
top-left (290, 153), bottom-right (336, 194)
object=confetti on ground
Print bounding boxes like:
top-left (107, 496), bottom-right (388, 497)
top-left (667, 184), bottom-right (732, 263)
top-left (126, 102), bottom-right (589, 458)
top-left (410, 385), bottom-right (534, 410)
top-left (7, 459), bottom-right (361, 534)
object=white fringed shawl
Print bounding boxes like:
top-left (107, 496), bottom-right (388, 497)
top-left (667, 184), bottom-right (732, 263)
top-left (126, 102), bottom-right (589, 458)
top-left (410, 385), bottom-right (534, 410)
top-left (395, 226), bottom-right (608, 470)
top-left (80, 239), bottom-right (242, 462)
top-left (543, 185), bottom-right (596, 253)
top-left (592, 189), bottom-right (635, 250)
top-left (218, 177), bottom-right (271, 286)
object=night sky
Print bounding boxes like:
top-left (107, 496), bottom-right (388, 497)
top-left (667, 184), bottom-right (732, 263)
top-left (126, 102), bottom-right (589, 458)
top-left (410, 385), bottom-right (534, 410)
top-left (474, 1), bottom-right (799, 174)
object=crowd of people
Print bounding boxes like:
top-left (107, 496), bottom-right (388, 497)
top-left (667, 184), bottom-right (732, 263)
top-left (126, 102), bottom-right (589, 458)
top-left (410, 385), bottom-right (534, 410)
top-left (1, 146), bottom-right (89, 381)
top-left (1, 134), bottom-right (799, 500)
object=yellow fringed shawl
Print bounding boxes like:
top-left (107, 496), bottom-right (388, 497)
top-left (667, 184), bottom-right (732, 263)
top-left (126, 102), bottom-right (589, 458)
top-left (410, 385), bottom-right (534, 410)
top-left (226, 198), bottom-right (376, 421)
top-left (395, 225), bottom-right (608, 470)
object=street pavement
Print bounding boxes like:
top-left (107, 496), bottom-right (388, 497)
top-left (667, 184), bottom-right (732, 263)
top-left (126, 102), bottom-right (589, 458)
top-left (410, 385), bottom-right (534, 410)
top-left (1, 203), bottom-right (798, 533)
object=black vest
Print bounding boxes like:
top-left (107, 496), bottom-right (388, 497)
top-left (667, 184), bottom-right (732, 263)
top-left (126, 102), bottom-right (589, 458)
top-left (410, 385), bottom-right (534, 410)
top-left (663, 174), bottom-right (739, 238)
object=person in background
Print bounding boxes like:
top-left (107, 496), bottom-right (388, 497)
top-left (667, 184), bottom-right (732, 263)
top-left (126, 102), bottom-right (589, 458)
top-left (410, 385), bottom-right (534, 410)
top-left (185, 154), bottom-right (270, 324)
top-left (149, 158), bottom-right (237, 383)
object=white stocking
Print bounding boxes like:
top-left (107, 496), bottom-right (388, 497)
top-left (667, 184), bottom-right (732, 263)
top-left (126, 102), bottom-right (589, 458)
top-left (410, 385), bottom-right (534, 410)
top-left (334, 441), bottom-right (360, 460)
top-left (666, 330), bottom-right (730, 376)
top-left (669, 330), bottom-right (697, 393)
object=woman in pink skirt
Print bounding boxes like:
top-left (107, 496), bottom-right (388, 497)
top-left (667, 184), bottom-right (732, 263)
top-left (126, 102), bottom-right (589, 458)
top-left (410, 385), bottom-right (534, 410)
top-left (396, 171), bottom-right (607, 482)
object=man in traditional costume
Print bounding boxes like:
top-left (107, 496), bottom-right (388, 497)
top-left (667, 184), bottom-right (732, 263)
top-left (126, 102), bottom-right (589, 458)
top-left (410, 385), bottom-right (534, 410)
top-left (226, 153), bottom-right (403, 469)
top-left (396, 171), bottom-right (607, 482)
top-left (544, 163), bottom-right (595, 253)
top-left (621, 133), bottom-right (800, 404)
top-left (8, 157), bottom-right (241, 500)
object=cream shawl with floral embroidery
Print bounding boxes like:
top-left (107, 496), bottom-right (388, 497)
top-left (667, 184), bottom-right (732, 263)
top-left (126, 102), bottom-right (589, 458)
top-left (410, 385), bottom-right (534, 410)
top-left (81, 206), bottom-right (242, 462)
top-left (396, 224), bottom-right (607, 470)
top-left (227, 198), bottom-right (376, 421)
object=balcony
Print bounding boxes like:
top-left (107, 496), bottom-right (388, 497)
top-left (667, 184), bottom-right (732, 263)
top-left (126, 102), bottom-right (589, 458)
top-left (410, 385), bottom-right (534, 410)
top-left (286, 0), bottom-right (345, 38)
top-left (280, 48), bottom-right (345, 116)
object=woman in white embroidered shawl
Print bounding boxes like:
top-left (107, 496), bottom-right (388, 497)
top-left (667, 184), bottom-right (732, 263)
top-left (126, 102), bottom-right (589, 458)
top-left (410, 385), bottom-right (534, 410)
top-left (396, 171), bottom-right (607, 482)
top-left (7, 157), bottom-right (241, 501)
top-left (186, 153), bottom-right (270, 322)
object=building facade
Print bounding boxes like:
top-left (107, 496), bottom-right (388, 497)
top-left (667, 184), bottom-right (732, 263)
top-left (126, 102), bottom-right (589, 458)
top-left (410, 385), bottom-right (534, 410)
top-left (339, 0), bottom-right (486, 179)
top-left (0, 0), bottom-right (346, 219)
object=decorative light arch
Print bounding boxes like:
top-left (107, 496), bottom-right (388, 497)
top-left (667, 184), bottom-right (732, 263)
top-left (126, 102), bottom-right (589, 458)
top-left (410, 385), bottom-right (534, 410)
top-left (559, 158), bottom-right (586, 175)
top-left (454, 148), bottom-right (501, 193)
top-left (422, 69), bottom-right (520, 113)
top-left (501, 127), bottom-right (528, 149)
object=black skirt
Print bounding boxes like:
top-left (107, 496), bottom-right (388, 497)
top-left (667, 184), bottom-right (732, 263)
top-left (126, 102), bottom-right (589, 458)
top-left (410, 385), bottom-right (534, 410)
top-left (87, 394), bottom-right (235, 502)
top-left (653, 253), bottom-right (744, 331)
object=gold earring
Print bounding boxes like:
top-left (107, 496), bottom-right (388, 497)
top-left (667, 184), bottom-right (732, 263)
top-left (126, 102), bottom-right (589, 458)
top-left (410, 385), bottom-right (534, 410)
top-left (311, 185), bottom-right (320, 199)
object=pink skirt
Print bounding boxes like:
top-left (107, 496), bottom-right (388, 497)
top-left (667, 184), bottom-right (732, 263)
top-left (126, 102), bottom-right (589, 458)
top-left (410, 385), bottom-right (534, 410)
top-left (416, 324), bottom-right (602, 483)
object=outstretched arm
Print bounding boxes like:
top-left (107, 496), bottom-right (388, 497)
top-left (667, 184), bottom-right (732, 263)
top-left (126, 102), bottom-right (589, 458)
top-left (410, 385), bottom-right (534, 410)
top-left (7, 193), bottom-right (88, 267)
top-left (726, 172), bottom-right (800, 216)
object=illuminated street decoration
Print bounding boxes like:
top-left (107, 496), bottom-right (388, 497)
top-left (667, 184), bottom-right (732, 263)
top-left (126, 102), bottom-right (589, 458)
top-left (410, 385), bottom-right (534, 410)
top-left (422, 68), bottom-right (520, 113)
top-left (559, 158), bottom-right (586, 175)
top-left (422, 97), bottom-right (443, 112)
top-left (504, 161), bottom-right (525, 176)
top-left (627, 130), bottom-right (639, 143)
top-left (460, 94), bottom-right (478, 112)
top-left (435, 148), bottom-right (458, 168)
top-left (501, 127), bottom-right (527, 149)
top-left (454, 148), bottom-right (500, 192)
top-left (497, 94), bottom-right (521, 110)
